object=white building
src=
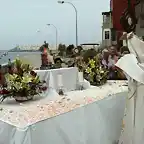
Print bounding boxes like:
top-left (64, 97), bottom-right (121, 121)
top-left (101, 11), bottom-right (113, 47)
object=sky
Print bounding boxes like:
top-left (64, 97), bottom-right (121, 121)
top-left (0, 0), bottom-right (110, 49)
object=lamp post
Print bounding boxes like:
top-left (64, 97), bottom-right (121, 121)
top-left (47, 24), bottom-right (58, 50)
top-left (58, 1), bottom-right (78, 47)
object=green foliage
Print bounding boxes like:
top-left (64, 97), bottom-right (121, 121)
top-left (85, 55), bottom-right (108, 86)
top-left (0, 59), bottom-right (47, 102)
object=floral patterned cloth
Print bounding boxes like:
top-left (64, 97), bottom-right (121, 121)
top-left (0, 81), bottom-right (127, 128)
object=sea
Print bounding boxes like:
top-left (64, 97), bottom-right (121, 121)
top-left (0, 50), bottom-right (41, 65)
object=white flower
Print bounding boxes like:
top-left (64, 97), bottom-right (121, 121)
top-left (100, 70), bottom-right (104, 73)
top-left (22, 75), bottom-right (32, 83)
top-left (14, 82), bottom-right (22, 91)
top-left (6, 74), bottom-right (18, 81)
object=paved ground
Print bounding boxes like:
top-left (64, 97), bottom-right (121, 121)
top-left (19, 54), bottom-right (70, 69)
top-left (19, 53), bottom-right (42, 68)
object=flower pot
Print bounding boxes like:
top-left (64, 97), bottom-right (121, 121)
top-left (14, 95), bottom-right (33, 102)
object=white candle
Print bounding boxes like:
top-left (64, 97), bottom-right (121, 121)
top-left (57, 74), bottom-right (63, 87)
top-left (78, 72), bottom-right (83, 83)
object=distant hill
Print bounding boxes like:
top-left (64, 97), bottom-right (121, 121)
top-left (9, 46), bottom-right (39, 52)
top-left (9, 46), bottom-right (21, 52)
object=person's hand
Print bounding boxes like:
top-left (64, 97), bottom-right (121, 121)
top-left (120, 32), bottom-right (133, 40)
top-left (112, 66), bottom-right (116, 70)
top-left (127, 33), bottom-right (133, 39)
top-left (120, 32), bottom-right (127, 40)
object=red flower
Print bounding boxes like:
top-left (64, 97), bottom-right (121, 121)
top-left (30, 71), bottom-right (37, 77)
top-left (0, 89), bottom-right (10, 95)
top-left (41, 86), bottom-right (47, 91)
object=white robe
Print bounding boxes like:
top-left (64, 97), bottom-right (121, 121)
top-left (116, 33), bottom-right (144, 144)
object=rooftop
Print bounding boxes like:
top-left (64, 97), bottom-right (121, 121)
top-left (102, 11), bottom-right (112, 15)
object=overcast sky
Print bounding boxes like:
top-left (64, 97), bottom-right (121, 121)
top-left (0, 0), bottom-right (109, 49)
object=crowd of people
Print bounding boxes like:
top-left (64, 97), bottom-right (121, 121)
top-left (66, 45), bottom-right (130, 80)
top-left (0, 44), bottom-right (130, 86)
top-left (40, 43), bottom-right (130, 80)
top-left (101, 45), bottom-right (129, 80)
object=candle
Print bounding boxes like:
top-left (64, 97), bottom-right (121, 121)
top-left (78, 72), bottom-right (83, 83)
top-left (57, 74), bottom-right (63, 87)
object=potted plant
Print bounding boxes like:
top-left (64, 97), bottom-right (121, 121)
top-left (85, 55), bottom-right (108, 86)
top-left (0, 58), bottom-right (47, 102)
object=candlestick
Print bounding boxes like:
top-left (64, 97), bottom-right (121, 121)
top-left (57, 74), bottom-right (63, 87)
top-left (78, 72), bottom-right (83, 83)
top-left (58, 89), bottom-right (64, 95)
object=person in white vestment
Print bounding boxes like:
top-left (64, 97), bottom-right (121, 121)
top-left (118, 32), bottom-right (144, 144)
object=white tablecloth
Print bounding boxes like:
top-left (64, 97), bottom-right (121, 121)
top-left (35, 67), bottom-right (90, 92)
top-left (0, 81), bottom-right (128, 144)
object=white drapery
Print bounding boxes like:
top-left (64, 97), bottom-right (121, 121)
top-left (116, 33), bottom-right (144, 144)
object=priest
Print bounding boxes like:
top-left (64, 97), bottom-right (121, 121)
top-left (117, 32), bottom-right (144, 144)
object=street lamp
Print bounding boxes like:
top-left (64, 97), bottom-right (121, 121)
top-left (58, 1), bottom-right (78, 47)
top-left (47, 24), bottom-right (58, 50)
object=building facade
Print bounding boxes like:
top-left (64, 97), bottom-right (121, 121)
top-left (111, 0), bottom-right (136, 47)
top-left (102, 0), bottom-right (144, 47)
top-left (135, 0), bottom-right (144, 39)
top-left (102, 11), bottom-right (113, 47)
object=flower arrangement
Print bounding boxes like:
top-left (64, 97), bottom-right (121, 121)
top-left (85, 55), bottom-right (108, 86)
top-left (0, 58), bottom-right (47, 102)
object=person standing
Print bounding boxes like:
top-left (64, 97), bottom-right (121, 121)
top-left (41, 48), bottom-right (48, 67)
top-left (101, 49), bottom-right (109, 68)
top-left (107, 46), bottom-right (119, 79)
top-left (8, 58), bottom-right (12, 67)
top-left (7, 58), bottom-right (14, 74)
top-left (108, 46), bottom-right (127, 79)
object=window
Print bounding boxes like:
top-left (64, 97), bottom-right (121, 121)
top-left (105, 31), bottom-right (110, 39)
top-left (103, 15), bottom-right (107, 23)
top-left (103, 15), bottom-right (110, 23)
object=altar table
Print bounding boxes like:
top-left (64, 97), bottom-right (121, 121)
top-left (35, 67), bottom-right (91, 92)
top-left (0, 81), bottom-right (127, 144)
